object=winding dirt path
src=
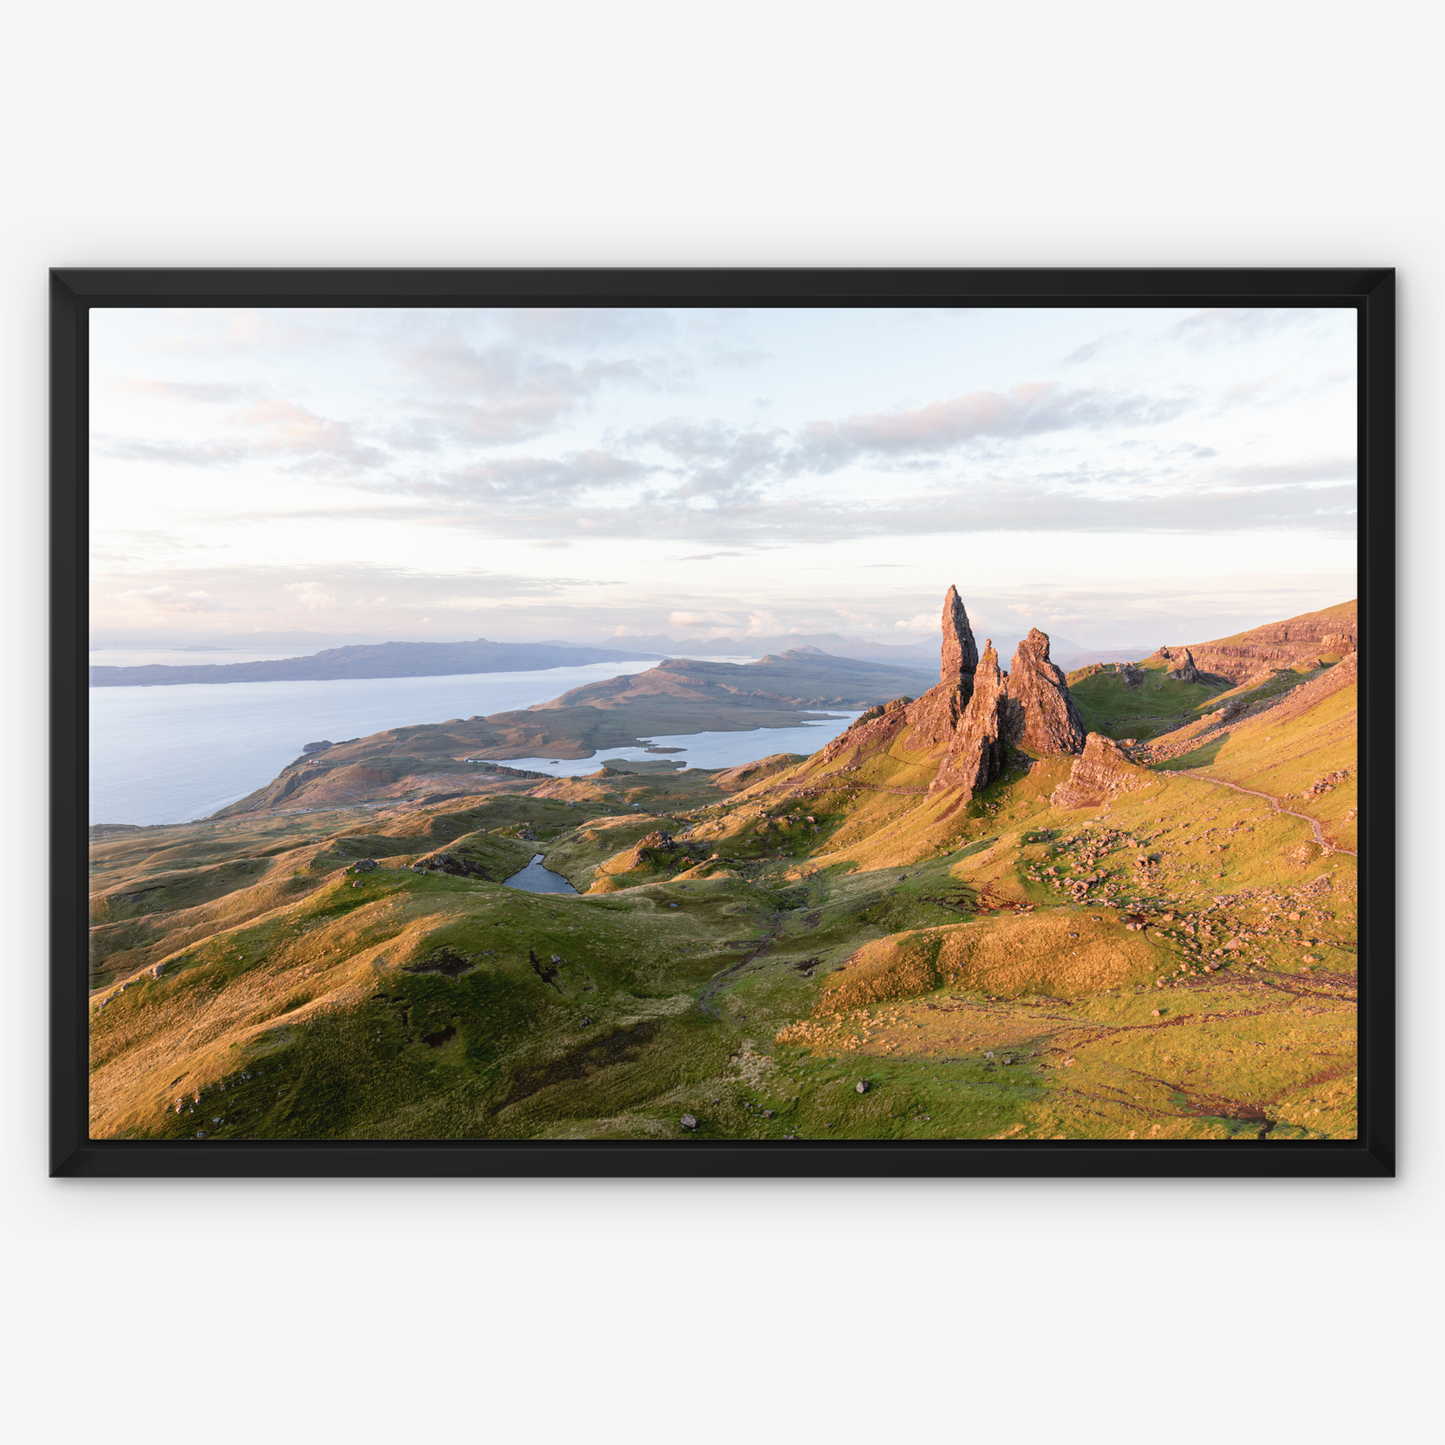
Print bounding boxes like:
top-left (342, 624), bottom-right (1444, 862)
top-left (1182, 770), bottom-right (1357, 857)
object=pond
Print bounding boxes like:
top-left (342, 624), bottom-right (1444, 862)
top-left (502, 853), bottom-right (579, 895)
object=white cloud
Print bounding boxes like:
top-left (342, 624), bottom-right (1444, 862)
top-left (88, 306), bottom-right (1358, 653)
top-left (98, 398), bottom-right (385, 476)
top-left (284, 582), bottom-right (340, 610)
top-left (669, 609), bottom-right (737, 630)
top-left (894, 613), bottom-right (935, 633)
top-left (118, 585), bottom-right (221, 613)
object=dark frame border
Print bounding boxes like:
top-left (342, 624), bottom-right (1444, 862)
top-left (52, 267), bottom-right (1395, 1178)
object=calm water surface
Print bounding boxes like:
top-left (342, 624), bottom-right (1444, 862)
top-left (90, 661), bottom-right (658, 825)
top-left (89, 656), bottom-right (858, 825)
top-left (503, 854), bottom-right (580, 894)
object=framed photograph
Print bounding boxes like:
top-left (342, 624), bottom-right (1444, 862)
top-left (53, 268), bottom-right (1393, 1177)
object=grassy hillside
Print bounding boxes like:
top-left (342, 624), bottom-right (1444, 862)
top-left (90, 629), bottom-right (1358, 1145)
top-left (1067, 661), bottom-right (1232, 741)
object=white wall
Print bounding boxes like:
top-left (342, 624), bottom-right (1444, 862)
top-left (4, 3), bottom-right (1436, 1441)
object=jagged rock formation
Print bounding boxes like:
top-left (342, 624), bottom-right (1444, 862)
top-left (1160, 646), bottom-right (1200, 682)
top-left (1005, 629), bottom-right (1086, 755)
top-left (821, 592), bottom-right (1095, 799)
top-left (940, 585), bottom-right (979, 695)
top-left (1050, 733), bottom-right (1151, 810)
top-left (1140, 601), bottom-right (1358, 687)
top-left (932, 642), bottom-right (1010, 793)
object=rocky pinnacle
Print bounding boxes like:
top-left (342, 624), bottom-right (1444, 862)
top-left (940, 585), bottom-right (979, 694)
top-left (932, 640), bottom-right (1009, 793)
top-left (1006, 628), bottom-right (1087, 755)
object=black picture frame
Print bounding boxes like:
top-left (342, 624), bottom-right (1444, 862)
top-left (53, 266), bottom-right (1395, 1178)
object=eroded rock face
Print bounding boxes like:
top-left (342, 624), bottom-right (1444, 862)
top-left (1050, 732), bottom-right (1151, 810)
top-left (1161, 646), bottom-right (1200, 683)
top-left (904, 680), bottom-right (968, 750)
top-left (1005, 628), bottom-right (1086, 756)
top-left (940, 585), bottom-right (979, 696)
top-left (933, 641), bottom-right (1010, 793)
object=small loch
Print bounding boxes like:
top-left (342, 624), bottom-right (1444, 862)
top-left (503, 853), bottom-right (579, 895)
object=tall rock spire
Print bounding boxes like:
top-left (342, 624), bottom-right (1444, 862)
top-left (1005, 628), bottom-right (1086, 755)
top-left (932, 640), bottom-right (1010, 794)
top-left (940, 584), bottom-right (979, 694)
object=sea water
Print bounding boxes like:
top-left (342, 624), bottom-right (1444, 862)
top-left (89, 658), bottom-right (861, 826)
top-left (496, 715), bottom-right (861, 776)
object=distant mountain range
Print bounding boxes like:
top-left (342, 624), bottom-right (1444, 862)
top-left (611, 631), bottom-right (941, 662)
top-left (89, 630), bottom-right (1152, 688)
top-left (613, 631), bottom-right (1149, 669)
top-left (88, 638), bottom-right (669, 687)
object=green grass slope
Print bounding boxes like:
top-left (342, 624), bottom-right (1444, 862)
top-left (89, 634), bottom-right (1359, 1144)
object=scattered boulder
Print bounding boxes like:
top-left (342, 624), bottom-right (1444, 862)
top-left (680, 1114), bottom-right (697, 1130)
top-left (1050, 732), bottom-right (1152, 810)
top-left (855, 1079), bottom-right (871, 1094)
top-left (350, 859), bottom-right (379, 873)
top-left (1005, 628), bottom-right (1086, 756)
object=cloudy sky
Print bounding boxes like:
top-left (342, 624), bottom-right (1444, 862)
top-left (89, 304), bottom-right (1357, 653)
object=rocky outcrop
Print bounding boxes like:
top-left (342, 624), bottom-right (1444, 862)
top-left (940, 585), bottom-right (979, 696)
top-left (811, 591), bottom-right (1093, 800)
top-left (612, 829), bottom-right (679, 872)
top-left (1005, 629), bottom-right (1086, 756)
top-left (1140, 602), bottom-right (1358, 686)
top-left (1050, 733), bottom-right (1151, 810)
top-left (1160, 647), bottom-right (1200, 682)
top-left (413, 851), bottom-right (491, 879)
top-left (932, 642), bottom-right (1010, 793)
